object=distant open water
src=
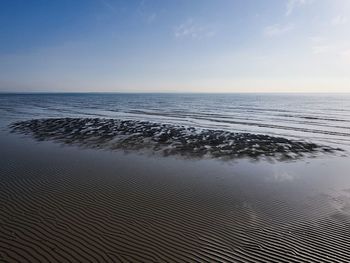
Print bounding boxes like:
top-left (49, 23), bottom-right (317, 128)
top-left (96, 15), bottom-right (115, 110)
top-left (1, 93), bottom-right (350, 149)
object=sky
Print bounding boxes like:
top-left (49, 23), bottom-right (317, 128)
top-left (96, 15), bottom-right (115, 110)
top-left (0, 0), bottom-right (349, 93)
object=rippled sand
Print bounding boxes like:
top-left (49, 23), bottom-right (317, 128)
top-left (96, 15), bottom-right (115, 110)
top-left (1, 128), bottom-right (350, 262)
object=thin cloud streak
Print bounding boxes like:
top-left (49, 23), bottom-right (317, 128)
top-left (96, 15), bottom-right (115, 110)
top-left (286, 0), bottom-right (311, 16)
top-left (174, 19), bottom-right (215, 39)
top-left (331, 15), bottom-right (347, 26)
top-left (263, 23), bottom-right (295, 37)
top-left (312, 45), bottom-right (331, 54)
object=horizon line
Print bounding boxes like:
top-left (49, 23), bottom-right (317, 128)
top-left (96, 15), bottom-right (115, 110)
top-left (1, 91), bottom-right (350, 95)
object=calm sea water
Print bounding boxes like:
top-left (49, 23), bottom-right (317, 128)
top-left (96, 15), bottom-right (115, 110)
top-left (1, 93), bottom-right (350, 149)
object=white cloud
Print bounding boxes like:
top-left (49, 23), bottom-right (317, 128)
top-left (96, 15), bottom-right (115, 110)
top-left (174, 19), bottom-right (215, 39)
top-left (286, 0), bottom-right (311, 16)
top-left (99, 0), bottom-right (117, 12)
top-left (309, 36), bottom-right (326, 43)
top-left (312, 45), bottom-right (331, 54)
top-left (340, 49), bottom-right (350, 62)
top-left (263, 23), bottom-right (295, 37)
top-left (331, 15), bottom-right (347, 26)
top-left (147, 13), bottom-right (157, 23)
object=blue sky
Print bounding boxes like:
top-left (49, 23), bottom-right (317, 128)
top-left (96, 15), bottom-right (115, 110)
top-left (0, 0), bottom-right (349, 92)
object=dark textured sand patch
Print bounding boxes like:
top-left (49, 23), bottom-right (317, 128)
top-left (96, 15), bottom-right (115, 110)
top-left (10, 118), bottom-right (343, 161)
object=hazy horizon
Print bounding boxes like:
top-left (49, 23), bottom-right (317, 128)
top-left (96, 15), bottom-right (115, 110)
top-left (2, 91), bottom-right (350, 94)
top-left (1, 0), bottom-right (350, 93)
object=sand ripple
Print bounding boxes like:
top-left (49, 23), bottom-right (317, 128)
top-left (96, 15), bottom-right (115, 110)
top-left (1, 146), bottom-right (350, 262)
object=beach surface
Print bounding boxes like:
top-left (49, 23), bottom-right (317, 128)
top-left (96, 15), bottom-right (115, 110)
top-left (1, 94), bottom-right (350, 262)
top-left (2, 124), bottom-right (350, 262)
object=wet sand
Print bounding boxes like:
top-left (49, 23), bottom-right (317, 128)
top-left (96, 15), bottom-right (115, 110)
top-left (1, 125), bottom-right (350, 262)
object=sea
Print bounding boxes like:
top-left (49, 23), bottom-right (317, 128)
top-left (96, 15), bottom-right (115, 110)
top-left (1, 93), bottom-right (350, 149)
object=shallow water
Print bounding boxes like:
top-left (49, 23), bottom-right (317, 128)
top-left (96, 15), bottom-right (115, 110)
top-left (1, 93), bottom-right (350, 148)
